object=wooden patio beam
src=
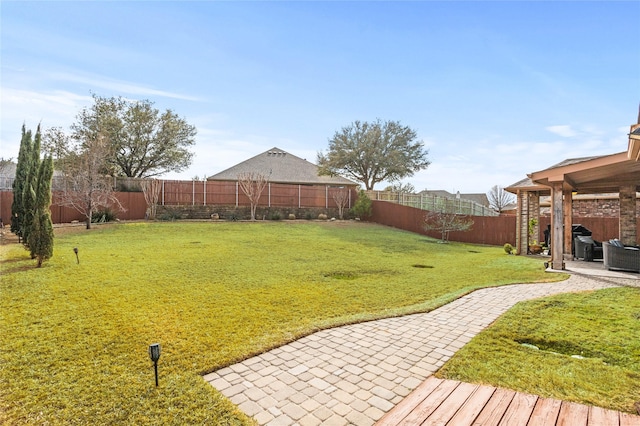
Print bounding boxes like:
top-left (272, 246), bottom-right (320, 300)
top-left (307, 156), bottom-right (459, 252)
top-left (551, 183), bottom-right (565, 270)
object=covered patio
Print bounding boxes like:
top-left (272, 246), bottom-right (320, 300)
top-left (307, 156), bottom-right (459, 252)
top-left (507, 120), bottom-right (640, 270)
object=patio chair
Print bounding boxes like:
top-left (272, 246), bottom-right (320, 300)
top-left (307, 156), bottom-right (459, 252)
top-left (574, 236), bottom-right (603, 261)
top-left (602, 241), bottom-right (640, 273)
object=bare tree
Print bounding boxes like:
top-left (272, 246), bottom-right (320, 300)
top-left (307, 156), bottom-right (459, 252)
top-left (0, 157), bottom-right (13, 174)
top-left (423, 211), bottom-right (474, 242)
top-left (141, 179), bottom-right (162, 220)
top-left (56, 134), bottom-right (123, 229)
top-left (487, 185), bottom-right (515, 214)
top-left (238, 172), bottom-right (269, 221)
top-left (384, 181), bottom-right (415, 193)
top-left (332, 188), bottom-right (350, 220)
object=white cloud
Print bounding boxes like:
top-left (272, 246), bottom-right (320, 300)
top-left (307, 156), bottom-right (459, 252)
top-left (50, 72), bottom-right (201, 102)
top-left (0, 89), bottom-right (93, 157)
top-left (546, 125), bottom-right (577, 138)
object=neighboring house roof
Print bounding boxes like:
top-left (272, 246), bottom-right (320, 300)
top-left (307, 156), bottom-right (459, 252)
top-left (207, 147), bottom-right (358, 186)
top-left (421, 190), bottom-right (453, 198)
top-left (461, 193), bottom-right (489, 207)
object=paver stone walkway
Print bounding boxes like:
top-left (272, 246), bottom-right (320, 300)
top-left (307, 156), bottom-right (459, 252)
top-left (203, 273), bottom-right (637, 425)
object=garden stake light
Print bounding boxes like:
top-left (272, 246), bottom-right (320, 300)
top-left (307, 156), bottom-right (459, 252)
top-left (148, 343), bottom-right (161, 387)
top-left (73, 247), bottom-right (79, 264)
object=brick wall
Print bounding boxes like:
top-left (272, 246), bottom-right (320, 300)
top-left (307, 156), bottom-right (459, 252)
top-left (541, 198), bottom-right (640, 218)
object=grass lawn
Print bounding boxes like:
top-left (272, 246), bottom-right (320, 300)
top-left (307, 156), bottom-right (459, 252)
top-left (0, 221), bottom-right (564, 424)
top-left (436, 287), bottom-right (640, 414)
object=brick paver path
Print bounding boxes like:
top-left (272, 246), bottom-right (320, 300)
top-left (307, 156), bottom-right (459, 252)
top-left (203, 274), bottom-right (638, 425)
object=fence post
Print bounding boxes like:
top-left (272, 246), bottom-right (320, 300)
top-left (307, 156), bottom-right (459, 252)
top-left (235, 181), bottom-right (239, 207)
top-left (162, 180), bottom-right (165, 205)
top-left (268, 183), bottom-right (271, 207)
top-left (326, 186), bottom-right (328, 208)
top-left (298, 185), bottom-right (301, 208)
top-left (204, 180), bottom-right (206, 206)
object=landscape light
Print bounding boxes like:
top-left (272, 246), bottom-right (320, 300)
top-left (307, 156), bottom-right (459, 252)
top-left (148, 343), bottom-right (161, 387)
top-left (73, 247), bottom-right (79, 264)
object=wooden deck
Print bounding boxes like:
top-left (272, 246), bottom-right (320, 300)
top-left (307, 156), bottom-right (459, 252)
top-left (375, 377), bottom-right (640, 426)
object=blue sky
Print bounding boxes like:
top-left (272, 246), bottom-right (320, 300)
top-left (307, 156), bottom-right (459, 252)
top-left (1, 1), bottom-right (638, 193)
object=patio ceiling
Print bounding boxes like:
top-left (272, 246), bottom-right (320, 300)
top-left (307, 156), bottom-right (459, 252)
top-left (528, 151), bottom-right (640, 193)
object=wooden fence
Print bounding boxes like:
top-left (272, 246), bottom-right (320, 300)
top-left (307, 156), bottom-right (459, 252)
top-left (370, 200), bottom-right (516, 245)
top-left (369, 200), bottom-right (640, 247)
top-left (0, 191), bottom-right (147, 225)
top-left (0, 181), bottom-right (356, 225)
top-left (2, 187), bottom-right (637, 247)
top-left (159, 180), bottom-right (355, 209)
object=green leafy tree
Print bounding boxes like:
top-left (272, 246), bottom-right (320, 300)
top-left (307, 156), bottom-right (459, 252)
top-left (70, 95), bottom-right (196, 178)
top-left (317, 119), bottom-right (430, 190)
top-left (11, 125), bottom-right (33, 241)
top-left (351, 190), bottom-right (372, 219)
top-left (28, 156), bottom-right (54, 267)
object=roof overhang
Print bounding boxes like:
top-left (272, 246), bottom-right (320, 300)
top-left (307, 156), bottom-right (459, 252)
top-left (504, 177), bottom-right (551, 195)
top-left (629, 124), bottom-right (640, 161)
top-left (529, 151), bottom-right (640, 193)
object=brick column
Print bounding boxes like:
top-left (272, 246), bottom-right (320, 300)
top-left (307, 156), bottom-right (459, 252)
top-left (619, 185), bottom-right (637, 246)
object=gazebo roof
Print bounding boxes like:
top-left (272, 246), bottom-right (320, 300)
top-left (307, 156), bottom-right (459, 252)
top-left (528, 151), bottom-right (640, 193)
top-left (546, 155), bottom-right (608, 169)
top-left (504, 177), bottom-right (550, 194)
top-left (629, 124), bottom-right (640, 161)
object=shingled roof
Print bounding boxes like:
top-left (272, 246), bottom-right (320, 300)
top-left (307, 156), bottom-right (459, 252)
top-left (207, 147), bottom-right (357, 186)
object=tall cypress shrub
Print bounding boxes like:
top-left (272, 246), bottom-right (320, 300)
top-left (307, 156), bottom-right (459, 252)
top-left (22, 125), bottom-right (42, 251)
top-left (10, 126), bottom-right (32, 241)
top-left (29, 156), bottom-right (54, 267)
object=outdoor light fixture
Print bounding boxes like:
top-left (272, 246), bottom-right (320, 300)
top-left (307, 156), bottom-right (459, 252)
top-left (148, 343), bottom-right (161, 387)
top-left (73, 247), bottom-right (79, 264)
